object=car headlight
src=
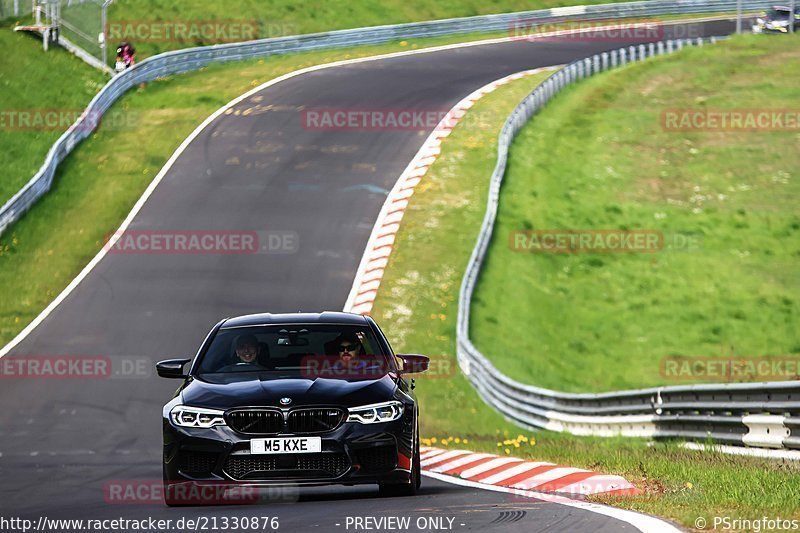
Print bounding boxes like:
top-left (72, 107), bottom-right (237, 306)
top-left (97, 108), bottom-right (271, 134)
top-left (347, 401), bottom-right (404, 424)
top-left (170, 405), bottom-right (226, 428)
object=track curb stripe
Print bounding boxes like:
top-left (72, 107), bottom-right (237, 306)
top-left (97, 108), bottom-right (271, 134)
top-left (421, 446), bottom-right (639, 497)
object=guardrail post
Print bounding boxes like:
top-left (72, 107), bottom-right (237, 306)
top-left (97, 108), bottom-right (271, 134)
top-left (593, 55), bottom-right (600, 73)
top-left (583, 58), bottom-right (591, 77)
top-left (620, 48), bottom-right (627, 65)
top-left (666, 40), bottom-right (674, 53)
top-left (601, 52), bottom-right (609, 70)
top-left (648, 42), bottom-right (655, 57)
top-left (657, 41), bottom-right (665, 55)
top-left (638, 44), bottom-right (645, 58)
top-left (696, 37), bottom-right (703, 46)
top-left (629, 46), bottom-right (636, 61)
top-left (610, 50), bottom-right (617, 68)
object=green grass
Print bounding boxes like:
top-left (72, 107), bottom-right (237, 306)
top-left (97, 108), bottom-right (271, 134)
top-left (104, 0), bottom-right (633, 58)
top-left (470, 33), bottom-right (800, 392)
top-left (0, 22), bottom-right (107, 206)
top-left (365, 40), bottom-right (800, 526)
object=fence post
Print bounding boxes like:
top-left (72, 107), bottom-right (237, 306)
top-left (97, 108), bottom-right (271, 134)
top-left (620, 48), bottom-right (627, 65)
top-left (736, 0), bottom-right (743, 34)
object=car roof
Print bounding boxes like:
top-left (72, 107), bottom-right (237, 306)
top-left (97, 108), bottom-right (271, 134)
top-left (220, 311), bottom-right (370, 329)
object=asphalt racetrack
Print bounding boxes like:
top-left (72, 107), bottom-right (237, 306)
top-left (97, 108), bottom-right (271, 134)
top-left (0, 20), bottom-right (735, 532)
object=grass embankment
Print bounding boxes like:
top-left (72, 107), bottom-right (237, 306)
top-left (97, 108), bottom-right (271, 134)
top-left (106, 0), bottom-right (628, 57)
top-left (0, 22), bottom-right (106, 205)
top-left (367, 35), bottom-right (800, 527)
top-left (469, 33), bottom-right (800, 392)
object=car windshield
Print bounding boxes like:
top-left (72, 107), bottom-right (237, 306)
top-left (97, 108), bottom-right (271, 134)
top-left (767, 8), bottom-right (790, 19)
top-left (197, 324), bottom-right (393, 378)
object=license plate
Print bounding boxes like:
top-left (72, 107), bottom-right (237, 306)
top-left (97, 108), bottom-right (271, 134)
top-left (250, 437), bottom-right (322, 454)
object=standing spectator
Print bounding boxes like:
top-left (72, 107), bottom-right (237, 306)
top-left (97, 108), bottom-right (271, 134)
top-left (115, 41), bottom-right (136, 73)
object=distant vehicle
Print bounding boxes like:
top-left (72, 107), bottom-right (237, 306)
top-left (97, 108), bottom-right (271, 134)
top-left (753, 5), bottom-right (800, 33)
top-left (157, 312), bottom-right (429, 506)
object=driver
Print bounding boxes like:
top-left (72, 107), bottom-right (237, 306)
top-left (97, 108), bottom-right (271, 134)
top-left (234, 334), bottom-right (259, 364)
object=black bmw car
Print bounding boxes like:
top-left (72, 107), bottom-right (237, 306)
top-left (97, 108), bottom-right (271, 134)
top-left (157, 312), bottom-right (429, 505)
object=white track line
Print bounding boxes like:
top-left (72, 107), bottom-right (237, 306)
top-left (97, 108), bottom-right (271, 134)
top-left (0, 15), bottom-right (723, 358)
top-left (423, 471), bottom-right (682, 533)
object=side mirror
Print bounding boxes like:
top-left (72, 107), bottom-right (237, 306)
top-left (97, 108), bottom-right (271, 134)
top-left (397, 354), bottom-right (429, 374)
top-left (156, 358), bottom-right (191, 379)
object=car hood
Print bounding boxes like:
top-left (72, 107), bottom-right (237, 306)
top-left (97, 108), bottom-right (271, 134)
top-left (180, 373), bottom-right (399, 409)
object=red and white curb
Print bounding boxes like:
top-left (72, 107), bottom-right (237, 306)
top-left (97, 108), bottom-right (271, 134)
top-left (343, 66), bottom-right (561, 315)
top-left (421, 447), bottom-right (683, 533)
top-left (420, 446), bottom-right (639, 497)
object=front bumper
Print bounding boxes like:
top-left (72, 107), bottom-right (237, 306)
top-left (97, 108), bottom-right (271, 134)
top-left (163, 413), bottom-right (415, 487)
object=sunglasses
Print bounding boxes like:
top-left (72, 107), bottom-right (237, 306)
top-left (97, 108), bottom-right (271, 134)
top-left (339, 344), bottom-right (358, 352)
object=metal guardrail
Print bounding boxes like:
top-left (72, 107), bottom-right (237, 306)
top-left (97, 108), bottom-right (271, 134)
top-left (455, 37), bottom-right (800, 450)
top-left (0, 0), bottom-right (774, 236)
